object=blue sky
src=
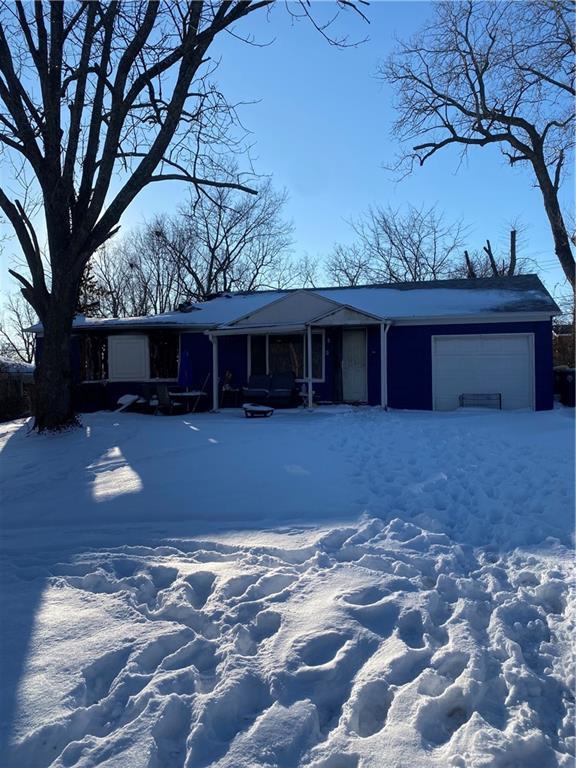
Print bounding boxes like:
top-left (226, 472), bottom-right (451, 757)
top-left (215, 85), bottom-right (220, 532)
top-left (1, 1), bottom-right (573, 300)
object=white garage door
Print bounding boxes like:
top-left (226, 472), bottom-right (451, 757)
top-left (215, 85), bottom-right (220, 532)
top-left (432, 334), bottom-right (534, 411)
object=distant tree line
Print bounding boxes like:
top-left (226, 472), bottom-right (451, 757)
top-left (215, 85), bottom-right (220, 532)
top-left (324, 205), bottom-right (527, 288)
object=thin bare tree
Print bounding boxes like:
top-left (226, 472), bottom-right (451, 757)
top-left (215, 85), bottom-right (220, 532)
top-left (327, 205), bottom-right (465, 286)
top-left (0, 1), bottom-right (364, 429)
top-left (93, 177), bottom-right (294, 314)
top-left (382, 0), bottom-right (575, 288)
top-left (153, 178), bottom-right (294, 299)
top-left (0, 294), bottom-right (37, 363)
top-left (326, 243), bottom-right (373, 287)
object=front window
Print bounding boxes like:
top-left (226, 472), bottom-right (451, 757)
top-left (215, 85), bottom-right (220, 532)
top-left (249, 332), bottom-right (324, 380)
top-left (269, 335), bottom-right (304, 378)
top-left (149, 332), bottom-right (179, 379)
top-left (80, 335), bottom-right (108, 381)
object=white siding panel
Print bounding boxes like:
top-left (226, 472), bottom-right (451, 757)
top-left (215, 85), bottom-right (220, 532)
top-left (232, 291), bottom-right (337, 327)
top-left (108, 335), bottom-right (150, 381)
top-left (432, 334), bottom-right (534, 411)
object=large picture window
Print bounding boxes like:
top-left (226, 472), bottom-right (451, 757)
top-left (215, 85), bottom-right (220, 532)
top-left (249, 332), bottom-right (324, 381)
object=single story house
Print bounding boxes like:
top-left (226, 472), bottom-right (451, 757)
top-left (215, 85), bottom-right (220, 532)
top-left (33, 274), bottom-right (560, 412)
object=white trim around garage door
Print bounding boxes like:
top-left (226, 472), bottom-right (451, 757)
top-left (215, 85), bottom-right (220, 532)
top-left (431, 332), bottom-right (535, 411)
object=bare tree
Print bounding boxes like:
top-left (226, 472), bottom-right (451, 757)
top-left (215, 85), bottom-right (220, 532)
top-left (326, 243), bottom-right (372, 286)
top-left (382, 0), bottom-right (575, 287)
top-left (293, 253), bottom-right (321, 289)
top-left (0, 1), bottom-right (363, 430)
top-left (153, 178), bottom-right (294, 299)
top-left (327, 205), bottom-right (465, 286)
top-left (0, 294), bottom-right (37, 363)
top-left (93, 178), bottom-right (294, 314)
top-left (455, 228), bottom-right (532, 279)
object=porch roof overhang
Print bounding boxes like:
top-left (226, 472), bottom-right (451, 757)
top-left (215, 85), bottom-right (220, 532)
top-left (307, 304), bottom-right (385, 326)
top-left (207, 323), bottom-right (307, 337)
top-left (208, 304), bottom-right (387, 336)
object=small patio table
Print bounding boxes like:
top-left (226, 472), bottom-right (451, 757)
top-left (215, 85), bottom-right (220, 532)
top-left (168, 391), bottom-right (208, 413)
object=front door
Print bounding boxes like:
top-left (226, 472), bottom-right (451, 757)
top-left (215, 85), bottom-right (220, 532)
top-left (342, 329), bottom-right (367, 402)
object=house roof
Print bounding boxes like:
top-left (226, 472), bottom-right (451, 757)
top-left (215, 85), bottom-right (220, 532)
top-left (30, 274), bottom-right (560, 334)
top-left (0, 356), bottom-right (35, 376)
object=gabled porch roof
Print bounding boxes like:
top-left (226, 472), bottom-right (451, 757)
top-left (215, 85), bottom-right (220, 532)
top-left (211, 289), bottom-right (385, 335)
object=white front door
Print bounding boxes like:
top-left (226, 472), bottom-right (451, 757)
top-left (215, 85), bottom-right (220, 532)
top-left (342, 329), bottom-right (367, 402)
top-left (432, 333), bottom-right (534, 410)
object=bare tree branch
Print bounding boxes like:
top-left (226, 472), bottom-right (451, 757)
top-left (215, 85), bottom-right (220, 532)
top-left (382, 0), bottom-right (575, 286)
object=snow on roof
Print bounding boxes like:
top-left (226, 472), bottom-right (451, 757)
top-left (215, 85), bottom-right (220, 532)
top-left (29, 275), bottom-right (559, 334)
top-left (316, 286), bottom-right (547, 319)
top-left (0, 356), bottom-right (35, 375)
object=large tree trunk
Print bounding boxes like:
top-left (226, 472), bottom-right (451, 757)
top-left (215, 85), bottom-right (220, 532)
top-left (532, 153), bottom-right (576, 289)
top-left (34, 301), bottom-right (78, 432)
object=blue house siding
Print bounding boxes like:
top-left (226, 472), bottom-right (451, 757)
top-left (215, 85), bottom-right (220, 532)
top-left (36, 317), bottom-right (553, 413)
top-left (179, 332), bottom-right (212, 392)
top-left (387, 320), bottom-right (553, 411)
top-left (311, 328), bottom-right (337, 403)
top-left (218, 335), bottom-right (248, 392)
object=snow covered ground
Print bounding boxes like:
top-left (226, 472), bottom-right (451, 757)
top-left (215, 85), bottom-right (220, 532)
top-left (0, 406), bottom-right (574, 768)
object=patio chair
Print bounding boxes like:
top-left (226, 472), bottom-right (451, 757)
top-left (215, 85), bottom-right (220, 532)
top-left (268, 371), bottom-right (298, 407)
top-left (242, 374), bottom-right (271, 404)
top-left (155, 384), bottom-right (185, 415)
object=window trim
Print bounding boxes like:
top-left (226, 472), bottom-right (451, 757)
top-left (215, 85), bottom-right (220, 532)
top-left (248, 330), bottom-right (325, 382)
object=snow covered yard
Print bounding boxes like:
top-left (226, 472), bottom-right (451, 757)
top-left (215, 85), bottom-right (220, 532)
top-left (0, 406), bottom-right (574, 768)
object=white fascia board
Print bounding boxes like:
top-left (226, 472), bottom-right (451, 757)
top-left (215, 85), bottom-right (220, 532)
top-left (391, 312), bottom-right (556, 326)
top-left (208, 324), bottom-right (307, 336)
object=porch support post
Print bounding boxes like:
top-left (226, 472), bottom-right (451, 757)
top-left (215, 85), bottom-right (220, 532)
top-left (210, 334), bottom-right (219, 412)
top-left (380, 321), bottom-right (391, 409)
top-left (307, 323), bottom-right (313, 410)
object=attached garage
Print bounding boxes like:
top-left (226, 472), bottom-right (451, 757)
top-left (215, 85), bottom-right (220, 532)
top-left (432, 334), bottom-right (534, 411)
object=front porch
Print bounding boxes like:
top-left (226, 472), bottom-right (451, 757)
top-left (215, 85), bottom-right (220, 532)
top-left (207, 310), bottom-right (389, 411)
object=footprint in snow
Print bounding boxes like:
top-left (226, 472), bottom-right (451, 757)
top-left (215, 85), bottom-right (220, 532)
top-left (159, 636), bottom-right (219, 676)
top-left (348, 678), bottom-right (394, 738)
top-left (297, 631), bottom-right (348, 667)
top-left (250, 609), bottom-right (282, 643)
top-left (418, 652), bottom-right (469, 698)
top-left (397, 609), bottom-right (426, 649)
top-left (340, 585), bottom-right (389, 607)
top-left (69, 646), bottom-right (132, 707)
top-left (349, 599), bottom-right (400, 638)
top-left (416, 687), bottom-right (474, 746)
top-left (183, 570), bottom-right (216, 609)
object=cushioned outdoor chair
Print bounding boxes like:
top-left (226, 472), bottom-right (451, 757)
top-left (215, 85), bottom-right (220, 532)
top-left (242, 374), bottom-right (271, 404)
top-left (268, 371), bottom-right (298, 407)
